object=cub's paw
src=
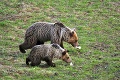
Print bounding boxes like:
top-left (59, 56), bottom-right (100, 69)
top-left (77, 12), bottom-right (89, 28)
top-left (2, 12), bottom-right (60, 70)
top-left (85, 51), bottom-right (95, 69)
top-left (51, 63), bottom-right (56, 67)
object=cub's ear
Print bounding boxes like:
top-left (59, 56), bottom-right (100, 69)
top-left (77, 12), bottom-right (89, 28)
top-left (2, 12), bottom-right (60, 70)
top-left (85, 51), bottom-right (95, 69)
top-left (52, 43), bottom-right (59, 49)
top-left (64, 49), bottom-right (67, 52)
top-left (62, 51), bottom-right (66, 55)
top-left (70, 31), bottom-right (74, 37)
top-left (54, 22), bottom-right (65, 27)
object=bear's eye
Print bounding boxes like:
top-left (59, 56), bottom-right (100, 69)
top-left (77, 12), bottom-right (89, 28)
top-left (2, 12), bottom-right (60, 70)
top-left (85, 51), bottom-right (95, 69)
top-left (75, 40), bottom-right (77, 42)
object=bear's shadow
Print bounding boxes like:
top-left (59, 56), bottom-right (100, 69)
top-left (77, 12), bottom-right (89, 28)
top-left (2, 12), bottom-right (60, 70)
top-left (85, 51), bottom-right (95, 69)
top-left (21, 62), bottom-right (50, 68)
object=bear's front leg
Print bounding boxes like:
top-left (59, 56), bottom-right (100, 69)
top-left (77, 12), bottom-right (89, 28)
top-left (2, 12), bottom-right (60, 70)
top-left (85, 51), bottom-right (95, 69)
top-left (60, 41), bottom-right (64, 48)
top-left (51, 63), bottom-right (56, 67)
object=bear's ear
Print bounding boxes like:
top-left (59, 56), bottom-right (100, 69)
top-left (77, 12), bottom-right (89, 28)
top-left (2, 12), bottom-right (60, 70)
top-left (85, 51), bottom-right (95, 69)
top-left (54, 22), bottom-right (65, 28)
top-left (52, 43), bottom-right (59, 49)
top-left (62, 51), bottom-right (66, 55)
top-left (73, 28), bottom-right (76, 32)
top-left (70, 31), bottom-right (74, 37)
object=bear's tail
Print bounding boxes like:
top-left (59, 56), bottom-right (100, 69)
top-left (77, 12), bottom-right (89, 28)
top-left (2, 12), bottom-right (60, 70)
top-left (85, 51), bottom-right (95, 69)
top-left (26, 57), bottom-right (30, 65)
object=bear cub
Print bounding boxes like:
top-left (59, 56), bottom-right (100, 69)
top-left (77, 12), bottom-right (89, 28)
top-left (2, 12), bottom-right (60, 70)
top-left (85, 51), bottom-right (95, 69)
top-left (26, 43), bottom-right (71, 67)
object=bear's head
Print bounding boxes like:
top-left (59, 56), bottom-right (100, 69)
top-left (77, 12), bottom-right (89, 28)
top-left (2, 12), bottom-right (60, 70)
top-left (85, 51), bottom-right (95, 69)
top-left (61, 50), bottom-right (71, 63)
top-left (52, 43), bottom-right (71, 63)
top-left (54, 22), bottom-right (80, 49)
top-left (68, 29), bottom-right (79, 47)
top-left (63, 28), bottom-right (79, 48)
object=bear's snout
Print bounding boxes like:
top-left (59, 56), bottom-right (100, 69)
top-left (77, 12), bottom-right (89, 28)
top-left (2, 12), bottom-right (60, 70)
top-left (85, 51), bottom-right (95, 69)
top-left (70, 41), bottom-right (79, 47)
top-left (63, 57), bottom-right (72, 63)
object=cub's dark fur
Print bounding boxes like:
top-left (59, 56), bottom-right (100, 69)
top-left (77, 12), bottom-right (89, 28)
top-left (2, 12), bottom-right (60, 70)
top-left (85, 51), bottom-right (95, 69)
top-left (26, 43), bottom-right (71, 67)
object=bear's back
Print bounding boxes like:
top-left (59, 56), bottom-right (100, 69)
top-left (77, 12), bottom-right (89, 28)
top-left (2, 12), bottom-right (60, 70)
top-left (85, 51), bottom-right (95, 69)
top-left (26, 22), bottom-right (54, 42)
top-left (30, 44), bottom-right (53, 58)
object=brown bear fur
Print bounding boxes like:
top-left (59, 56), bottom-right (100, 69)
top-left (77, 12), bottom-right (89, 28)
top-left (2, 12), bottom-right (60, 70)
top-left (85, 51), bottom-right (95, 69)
top-left (26, 43), bottom-right (71, 67)
top-left (19, 22), bottom-right (79, 53)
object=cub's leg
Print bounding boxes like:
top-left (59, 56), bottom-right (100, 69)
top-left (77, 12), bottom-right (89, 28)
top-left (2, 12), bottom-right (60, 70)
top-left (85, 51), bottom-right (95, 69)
top-left (43, 56), bottom-right (56, 67)
top-left (30, 59), bottom-right (41, 66)
top-left (30, 56), bottom-right (41, 66)
top-left (26, 57), bottom-right (31, 65)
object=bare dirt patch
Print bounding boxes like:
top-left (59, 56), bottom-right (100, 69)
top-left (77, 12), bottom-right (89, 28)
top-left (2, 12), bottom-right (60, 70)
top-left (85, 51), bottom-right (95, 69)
top-left (115, 41), bottom-right (120, 51)
top-left (109, 1), bottom-right (120, 13)
top-left (0, 2), bottom-right (40, 21)
top-left (93, 62), bottom-right (109, 74)
top-left (90, 42), bottom-right (109, 52)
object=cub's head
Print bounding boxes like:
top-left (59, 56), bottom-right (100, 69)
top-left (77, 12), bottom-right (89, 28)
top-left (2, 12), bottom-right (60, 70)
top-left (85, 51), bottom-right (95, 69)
top-left (51, 43), bottom-right (71, 63)
top-left (61, 50), bottom-right (71, 63)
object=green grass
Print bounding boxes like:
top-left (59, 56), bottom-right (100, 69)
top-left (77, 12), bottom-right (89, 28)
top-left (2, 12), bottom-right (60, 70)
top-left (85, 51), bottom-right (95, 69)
top-left (0, 0), bottom-right (120, 80)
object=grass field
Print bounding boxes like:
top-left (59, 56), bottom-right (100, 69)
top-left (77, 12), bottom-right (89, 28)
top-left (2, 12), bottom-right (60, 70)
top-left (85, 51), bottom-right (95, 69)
top-left (0, 0), bottom-right (120, 80)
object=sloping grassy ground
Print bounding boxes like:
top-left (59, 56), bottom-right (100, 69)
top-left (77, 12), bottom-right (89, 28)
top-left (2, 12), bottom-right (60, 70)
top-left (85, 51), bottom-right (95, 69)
top-left (0, 0), bottom-right (120, 80)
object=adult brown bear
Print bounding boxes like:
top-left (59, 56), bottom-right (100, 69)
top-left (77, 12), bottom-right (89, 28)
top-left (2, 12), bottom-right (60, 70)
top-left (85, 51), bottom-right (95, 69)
top-left (19, 22), bottom-right (80, 53)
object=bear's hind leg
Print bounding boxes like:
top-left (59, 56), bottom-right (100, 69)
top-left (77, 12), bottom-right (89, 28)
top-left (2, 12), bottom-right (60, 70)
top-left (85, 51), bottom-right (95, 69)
top-left (19, 43), bottom-right (26, 53)
top-left (43, 56), bottom-right (56, 67)
top-left (30, 61), bottom-right (41, 66)
top-left (30, 58), bottom-right (41, 66)
top-left (19, 39), bottom-right (37, 53)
